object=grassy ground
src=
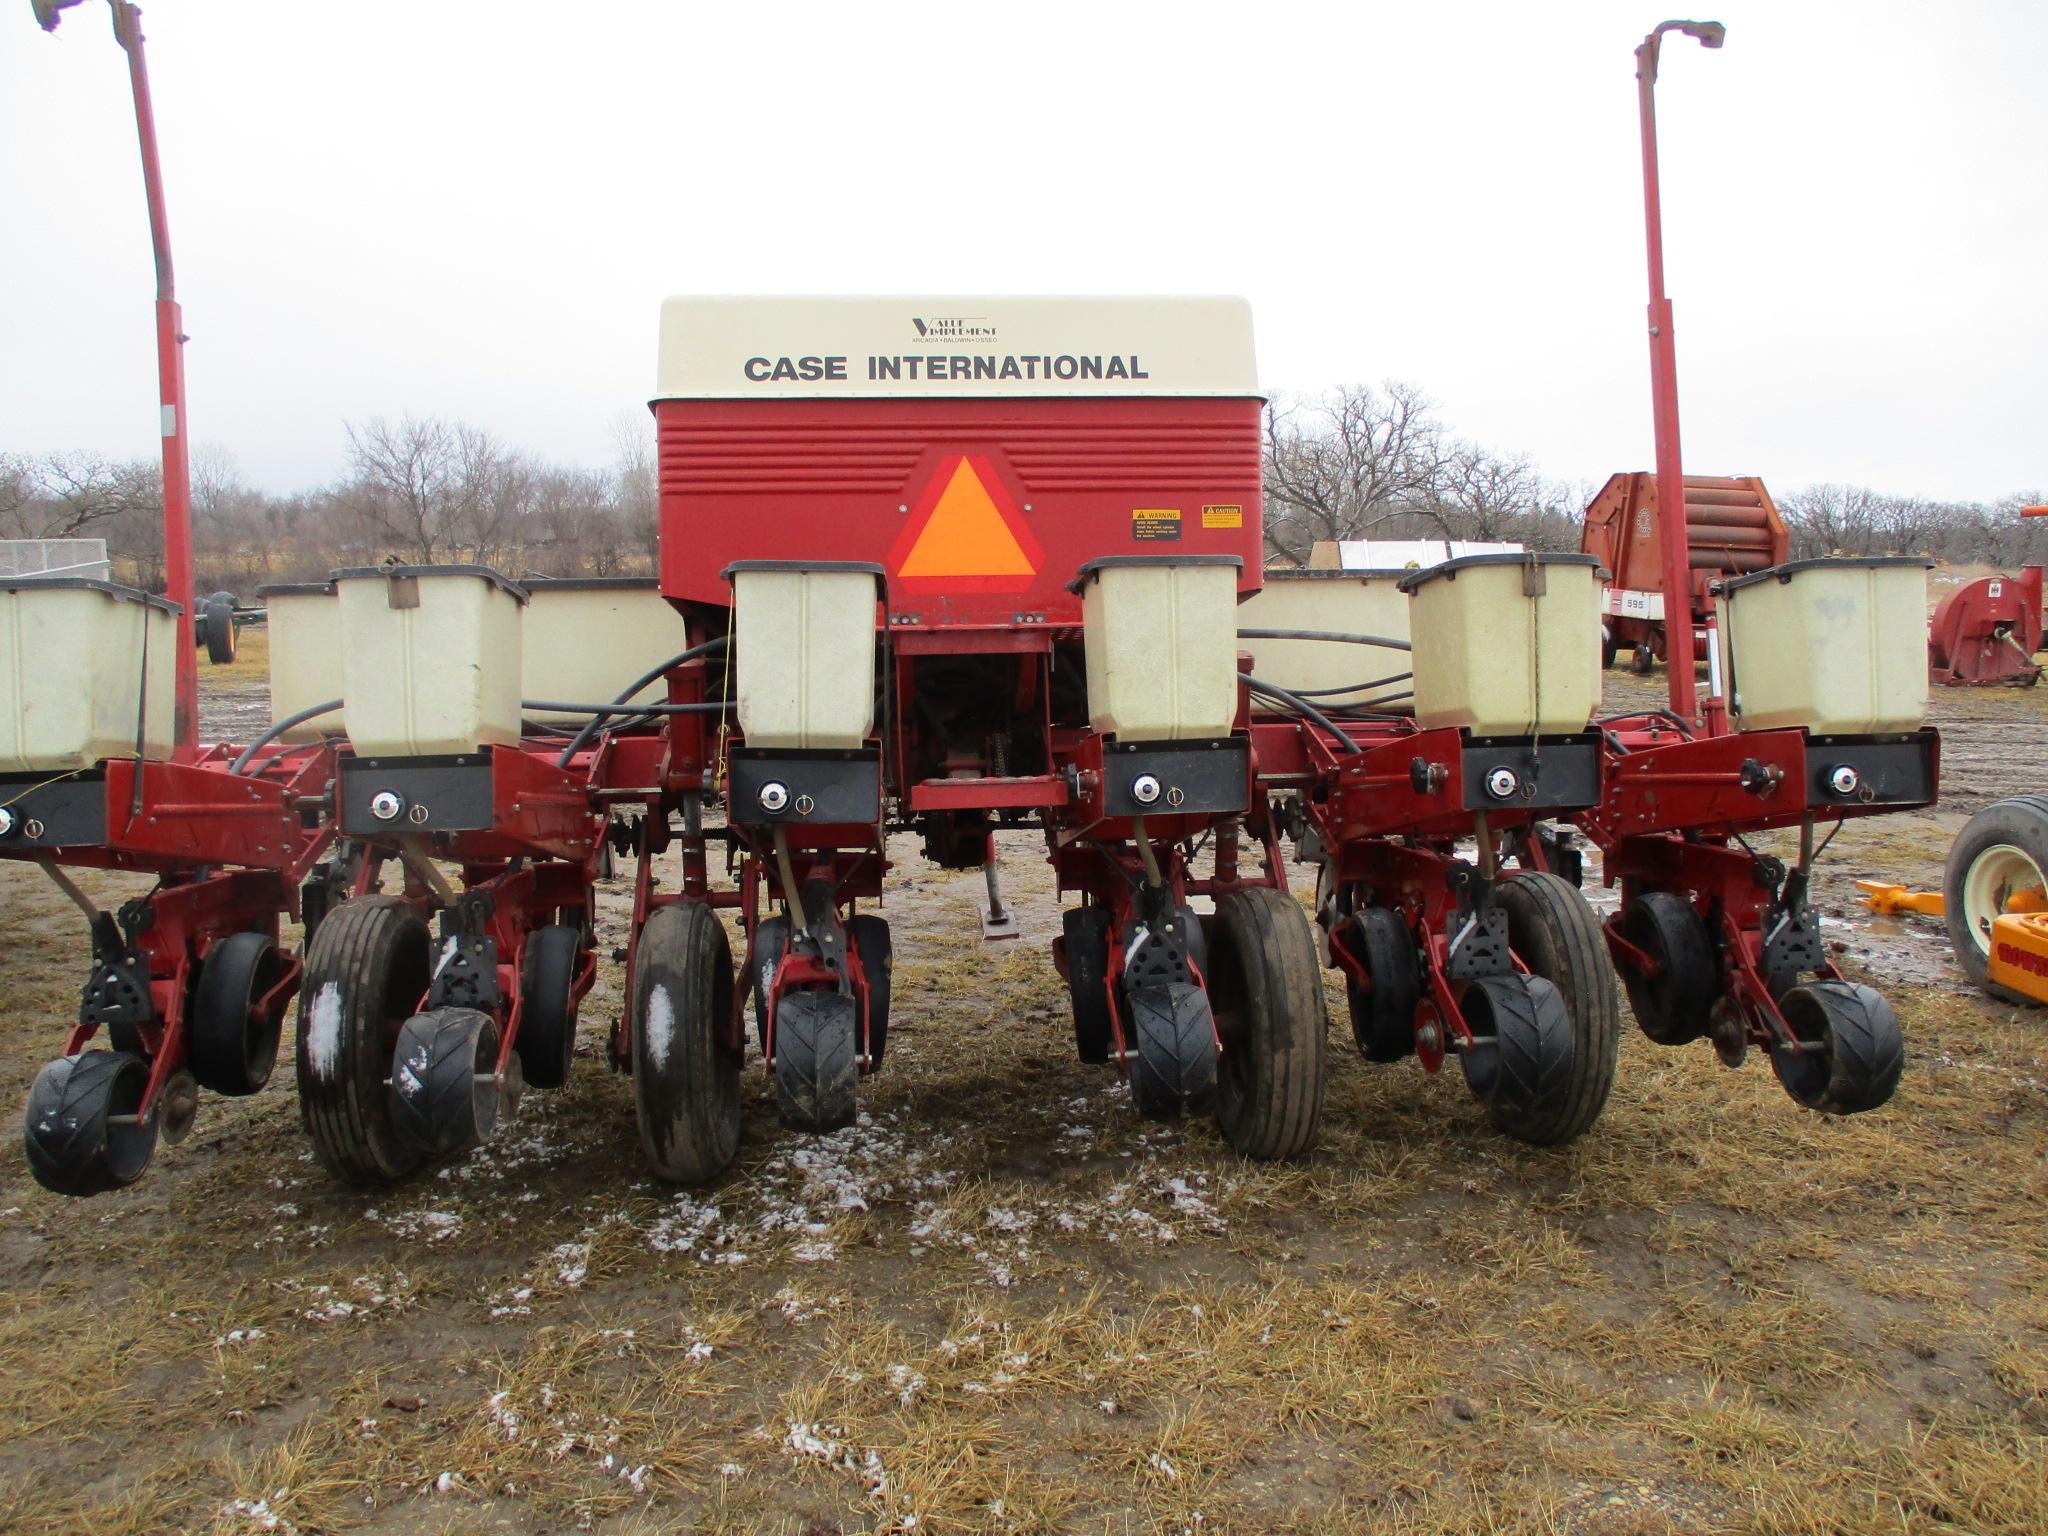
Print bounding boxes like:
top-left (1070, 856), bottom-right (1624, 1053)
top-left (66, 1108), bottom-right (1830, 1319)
top-left (0, 672), bottom-right (2043, 1534)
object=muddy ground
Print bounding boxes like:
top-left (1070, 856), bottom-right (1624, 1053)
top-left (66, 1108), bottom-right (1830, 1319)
top-left (0, 662), bottom-right (2044, 1534)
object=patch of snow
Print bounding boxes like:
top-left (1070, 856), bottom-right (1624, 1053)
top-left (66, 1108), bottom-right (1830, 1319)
top-left (645, 984), bottom-right (675, 1071)
top-left (304, 982), bottom-right (344, 1081)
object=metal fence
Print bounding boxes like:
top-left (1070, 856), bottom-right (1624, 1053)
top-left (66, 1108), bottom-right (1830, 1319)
top-left (0, 538), bottom-right (112, 581)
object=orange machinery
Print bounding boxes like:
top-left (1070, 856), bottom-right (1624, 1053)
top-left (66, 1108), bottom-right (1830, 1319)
top-left (1579, 472), bottom-right (1789, 673)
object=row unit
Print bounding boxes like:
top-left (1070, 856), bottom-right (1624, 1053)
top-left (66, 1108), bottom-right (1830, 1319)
top-left (0, 554), bottom-right (1929, 773)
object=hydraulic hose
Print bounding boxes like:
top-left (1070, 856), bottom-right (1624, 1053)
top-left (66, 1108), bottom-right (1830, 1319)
top-left (554, 636), bottom-right (731, 769)
top-left (1242, 673), bottom-right (1362, 754)
top-left (1238, 627), bottom-right (1412, 653)
top-left (230, 699), bottom-right (341, 774)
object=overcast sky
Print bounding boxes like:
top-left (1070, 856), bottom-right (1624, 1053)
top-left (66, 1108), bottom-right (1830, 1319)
top-left (4, 1), bottom-right (2042, 502)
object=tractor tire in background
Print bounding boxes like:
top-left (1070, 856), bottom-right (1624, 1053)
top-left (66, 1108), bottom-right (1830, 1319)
top-left (1942, 796), bottom-right (2048, 1003)
top-left (1494, 870), bottom-right (1621, 1144)
top-left (202, 591), bottom-right (236, 664)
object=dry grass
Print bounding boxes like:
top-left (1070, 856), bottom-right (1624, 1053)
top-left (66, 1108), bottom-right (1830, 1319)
top-left (0, 684), bottom-right (2045, 1532)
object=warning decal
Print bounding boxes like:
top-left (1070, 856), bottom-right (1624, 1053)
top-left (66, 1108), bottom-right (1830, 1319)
top-left (1201, 503), bottom-right (1243, 529)
top-left (1132, 508), bottom-right (1182, 541)
top-left (888, 454), bottom-right (1043, 593)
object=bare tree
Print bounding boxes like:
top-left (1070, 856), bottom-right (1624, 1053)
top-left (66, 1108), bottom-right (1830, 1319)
top-left (1261, 383), bottom-right (1446, 564)
top-left (611, 411), bottom-right (659, 565)
top-left (0, 450), bottom-right (158, 540)
top-left (1417, 443), bottom-right (1547, 542)
top-left (342, 415), bottom-right (507, 564)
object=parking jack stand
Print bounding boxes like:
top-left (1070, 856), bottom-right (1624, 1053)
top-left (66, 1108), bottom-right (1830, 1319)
top-left (980, 833), bottom-right (1020, 941)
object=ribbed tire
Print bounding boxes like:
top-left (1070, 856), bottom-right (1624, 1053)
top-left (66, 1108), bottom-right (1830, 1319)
top-left (1061, 907), bottom-right (1114, 1064)
top-left (1496, 871), bottom-right (1621, 1144)
top-left (773, 990), bottom-right (859, 1132)
top-left (1618, 889), bottom-right (1718, 1046)
top-left (516, 923), bottom-right (582, 1089)
top-left (1459, 973), bottom-right (1576, 1144)
top-left (23, 1050), bottom-right (157, 1197)
top-left (190, 930), bottom-right (285, 1097)
top-left (1346, 905), bottom-right (1420, 1063)
top-left (1127, 981), bottom-right (1219, 1122)
top-left (295, 896), bottom-right (431, 1184)
top-left (1772, 980), bottom-right (1905, 1115)
top-left (1210, 887), bottom-right (1327, 1159)
top-left (632, 902), bottom-right (742, 1182)
top-left (389, 1007), bottom-right (501, 1156)
top-left (847, 915), bottom-right (893, 1069)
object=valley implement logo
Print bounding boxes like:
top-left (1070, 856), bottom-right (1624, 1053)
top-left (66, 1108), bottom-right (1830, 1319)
top-left (911, 315), bottom-right (997, 343)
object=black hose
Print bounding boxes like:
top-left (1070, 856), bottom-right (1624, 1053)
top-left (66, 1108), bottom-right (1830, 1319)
top-left (555, 636), bottom-right (730, 769)
top-left (1285, 671), bottom-right (1414, 698)
top-left (230, 699), bottom-right (342, 774)
top-left (1239, 627), bottom-right (1412, 653)
top-left (525, 699), bottom-right (735, 717)
top-left (1243, 674), bottom-right (1362, 754)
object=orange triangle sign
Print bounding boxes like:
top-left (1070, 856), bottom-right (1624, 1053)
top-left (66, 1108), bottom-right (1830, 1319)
top-left (889, 454), bottom-right (1043, 593)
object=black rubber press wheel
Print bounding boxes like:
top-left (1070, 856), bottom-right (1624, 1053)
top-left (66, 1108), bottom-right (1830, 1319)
top-left (1345, 905), bottom-right (1421, 1063)
top-left (1617, 890), bottom-right (1717, 1046)
top-left (1772, 980), bottom-right (1905, 1115)
top-left (1459, 972), bottom-right (1575, 1145)
top-left (516, 923), bottom-right (582, 1090)
top-left (190, 930), bottom-right (286, 1097)
top-left (23, 1050), bottom-right (158, 1198)
top-left (1061, 906), bottom-right (1115, 1065)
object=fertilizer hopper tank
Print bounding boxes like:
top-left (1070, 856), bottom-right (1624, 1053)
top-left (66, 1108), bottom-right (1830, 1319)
top-left (649, 296), bottom-right (1266, 623)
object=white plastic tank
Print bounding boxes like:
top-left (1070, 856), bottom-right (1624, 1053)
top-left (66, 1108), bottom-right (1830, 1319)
top-left (1717, 557), bottom-right (1931, 734)
top-left (255, 582), bottom-right (344, 743)
top-left (332, 566), bottom-right (526, 756)
top-left (1237, 568), bottom-right (1410, 705)
top-left (1072, 556), bottom-right (1243, 741)
top-left (726, 562), bottom-right (882, 751)
top-left (1400, 554), bottom-right (1603, 736)
top-left (521, 578), bottom-right (686, 726)
top-left (0, 578), bottom-right (177, 772)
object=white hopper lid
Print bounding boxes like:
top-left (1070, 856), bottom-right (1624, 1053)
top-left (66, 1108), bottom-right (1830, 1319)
top-left (655, 296), bottom-right (1259, 400)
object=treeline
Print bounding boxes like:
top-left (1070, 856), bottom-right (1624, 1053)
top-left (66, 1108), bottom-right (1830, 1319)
top-left (1262, 383), bottom-right (2046, 568)
top-left (0, 415), bottom-right (658, 595)
top-left (4, 392), bottom-right (2041, 595)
